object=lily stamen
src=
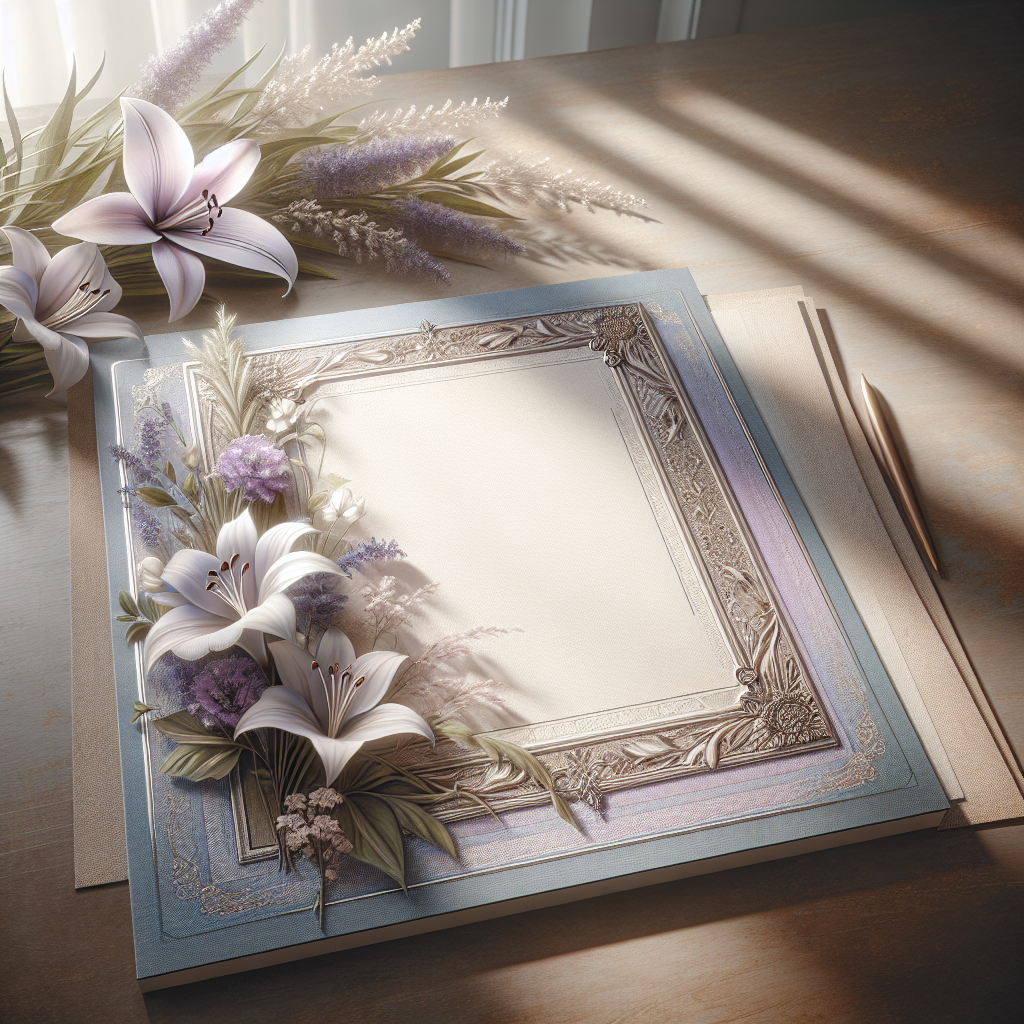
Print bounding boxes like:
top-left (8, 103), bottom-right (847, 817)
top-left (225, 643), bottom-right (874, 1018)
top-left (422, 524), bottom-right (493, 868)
top-left (202, 553), bottom-right (251, 616)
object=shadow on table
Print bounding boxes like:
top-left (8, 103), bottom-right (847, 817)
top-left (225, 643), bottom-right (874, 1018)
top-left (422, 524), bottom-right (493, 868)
top-left (140, 825), bottom-right (1022, 1024)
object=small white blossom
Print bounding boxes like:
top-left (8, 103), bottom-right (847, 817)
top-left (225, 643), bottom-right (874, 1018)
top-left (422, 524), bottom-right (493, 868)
top-left (266, 398), bottom-right (300, 438)
top-left (321, 486), bottom-right (365, 526)
top-left (138, 556), bottom-right (167, 592)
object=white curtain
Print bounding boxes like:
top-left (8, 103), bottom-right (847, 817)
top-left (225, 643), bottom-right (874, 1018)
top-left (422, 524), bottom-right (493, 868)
top-left (0, 0), bottom-right (704, 108)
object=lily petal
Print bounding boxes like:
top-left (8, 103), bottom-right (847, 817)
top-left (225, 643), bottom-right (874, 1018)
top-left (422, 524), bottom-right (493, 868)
top-left (187, 139), bottom-right (260, 208)
top-left (0, 268), bottom-right (49, 340)
top-left (253, 520), bottom-right (318, 591)
top-left (151, 239), bottom-right (205, 322)
top-left (94, 263), bottom-right (123, 313)
top-left (217, 507), bottom-right (259, 566)
top-left (66, 311), bottom-right (144, 341)
top-left (43, 335), bottom-right (90, 396)
top-left (313, 628), bottom-right (357, 678)
top-left (339, 702), bottom-right (435, 750)
top-left (160, 548), bottom-right (236, 618)
top-left (235, 591), bottom-right (296, 642)
top-left (258, 549), bottom-right (345, 604)
top-left (120, 97), bottom-right (194, 223)
top-left (234, 686), bottom-right (362, 785)
top-left (1, 226), bottom-right (50, 285)
top-left (36, 242), bottom-right (105, 322)
top-left (53, 192), bottom-right (160, 245)
top-left (216, 507), bottom-right (259, 609)
top-left (268, 640), bottom-right (330, 731)
top-left (165, 207), bottom-right (298, 293)
top-left (344, 650), bottom-right (408, 721)
top-left (143, 603), bottom-right (233, 672)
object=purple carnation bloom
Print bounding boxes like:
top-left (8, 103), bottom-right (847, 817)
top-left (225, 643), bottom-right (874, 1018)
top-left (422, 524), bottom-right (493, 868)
top-left (188, 654), bottom-right (268, 732)
top-left (217, 435), bottom-right (291, 503)
top-left (301, 136), bottom-right (457, 197)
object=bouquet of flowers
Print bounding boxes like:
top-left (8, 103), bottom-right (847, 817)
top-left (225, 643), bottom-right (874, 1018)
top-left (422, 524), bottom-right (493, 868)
top-left (1, 1), bottom-right (645, 398)
top-left (114, 307), bottom-right (577, 927)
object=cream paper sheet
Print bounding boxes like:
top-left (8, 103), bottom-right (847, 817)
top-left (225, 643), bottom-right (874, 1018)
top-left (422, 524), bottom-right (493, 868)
top-left (69, 287), bottom-right (1024, 886)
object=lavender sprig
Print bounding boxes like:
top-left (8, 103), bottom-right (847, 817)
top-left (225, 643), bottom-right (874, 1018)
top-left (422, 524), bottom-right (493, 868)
top-left (301, 137), bottom-right (456, 197)
top-left (110, 444), bottom-right (156, 484)
top-left (129, 0), bottom-right (262, 113)
top-left (138, 415), bottom-right (164, 469)
top-left (287, 573), bottom-right (349, 645)
top-left (274, 200), bottom-right (449, 282)
top-left (337, 538), bottom-right (405, 577)
top-left (387, 198), bottom-right (524, 258)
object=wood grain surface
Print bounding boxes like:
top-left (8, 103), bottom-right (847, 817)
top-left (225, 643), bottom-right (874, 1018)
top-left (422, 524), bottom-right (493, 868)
top-left (1, 4), bottom-right (1021, 1021)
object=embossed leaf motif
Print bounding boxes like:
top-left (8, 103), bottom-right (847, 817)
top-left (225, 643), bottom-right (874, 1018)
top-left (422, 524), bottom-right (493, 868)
top-left (621, 735), bottom-right (680, 761)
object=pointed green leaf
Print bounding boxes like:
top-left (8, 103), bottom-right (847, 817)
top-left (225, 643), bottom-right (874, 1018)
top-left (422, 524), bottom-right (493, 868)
top-left (135, 486), bottom-right (177, 507)
top-left (125, 621), bottom-right (152, 645)
top-left (159, 743), bottom-right (242, 781)
top-left (118, 590), bottom-right (140, 616)
top-left (34, 60), bottom-right (77, 181)
top-left (338, 795), bottom-right (406, 891)
top-left (152, 710), bottom-right (243, 748)
top-left (75, 55), bottom-right (106, 105)
top-left (382, 795), bottom-right (456, 857)
top-left (413, 191), bottom-right (520, 219)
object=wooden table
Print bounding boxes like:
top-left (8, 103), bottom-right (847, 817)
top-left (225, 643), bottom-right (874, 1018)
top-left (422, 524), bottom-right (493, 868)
top-left (1, 4), bottom-right (1021, 1020)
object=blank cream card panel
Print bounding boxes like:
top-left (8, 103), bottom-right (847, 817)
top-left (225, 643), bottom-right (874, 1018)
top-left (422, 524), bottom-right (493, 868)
top-left (313, 345), bottom-right (737, 728)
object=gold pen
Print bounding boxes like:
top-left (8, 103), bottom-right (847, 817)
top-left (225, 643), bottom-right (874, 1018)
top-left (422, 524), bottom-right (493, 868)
top-left (860, 374), bottom-right (940, 574)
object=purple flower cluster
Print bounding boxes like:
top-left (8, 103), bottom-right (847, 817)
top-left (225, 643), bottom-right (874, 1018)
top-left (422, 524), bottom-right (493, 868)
top-left (133, 501), bottom-right (163, 549)
top-left (390, 198), bottom-right (525, 258)
top-left (288, 572), bottom-right (348, 642)
top-left (217, 435), bottom-right (291, 503)
top-left (138, 415), bottom-right (164, 469)
top-left (110, 444), bottom-right (155, 484)
top-left (129, 0), bottom-right (260, 113)
top-left (187, 654), bottom-right (267, 732)
top-left (301, 137), bottom-right (457, 198)
top-left (337, 538), bottom-right (406, 577)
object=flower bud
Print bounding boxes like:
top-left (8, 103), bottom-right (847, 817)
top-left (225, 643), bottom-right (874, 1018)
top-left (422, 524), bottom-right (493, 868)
top-left (138, 556), bottom-right (166, 592)
top-left (180, 443), bottom-right (201, 470)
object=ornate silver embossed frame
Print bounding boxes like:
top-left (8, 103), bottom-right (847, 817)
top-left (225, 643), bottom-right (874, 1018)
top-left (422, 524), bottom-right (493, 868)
top-left (180, 302), bottom-right (840, 861)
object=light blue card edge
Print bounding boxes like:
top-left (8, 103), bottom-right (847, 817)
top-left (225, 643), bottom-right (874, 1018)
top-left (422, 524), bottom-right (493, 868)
top-left (88, 269), bottom-right (948, 981)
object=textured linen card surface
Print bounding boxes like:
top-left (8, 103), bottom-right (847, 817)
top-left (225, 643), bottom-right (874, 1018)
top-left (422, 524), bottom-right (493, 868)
top-left (86, 270), bottom-right (948, 987)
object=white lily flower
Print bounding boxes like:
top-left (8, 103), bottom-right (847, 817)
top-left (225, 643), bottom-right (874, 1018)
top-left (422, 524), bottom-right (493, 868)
top-left (143, 507), bottom-right (343, 671)
top-left (265, 397), bottom-right (300, 438)
top-left (321, 486), bottom-right (365, 526)
top-left (235, 628), bottom-right (434, 785)
top-left (138, 556), bottom-right (166, 592)
top-left (52, 98), bottom-right (298, 323)
top-left (0, 227), bottom-right (143, 396)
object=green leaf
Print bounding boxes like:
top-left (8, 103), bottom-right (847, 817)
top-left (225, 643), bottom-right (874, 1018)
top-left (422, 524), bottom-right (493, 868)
top-left (115, 614), bottom-right (136, 623)
top-left (74, 55), bottom-right (106, 105)
top-left (135, 486), bottom-right (177, 507)
top-left (2, 73), bottom-right (23, 166)
top-left (33, 60), bottom-right (77, 183)
top-left (435, 720), bottom-right (580, 832)
top-left (125, 621), bottom-right (152, 645)
top-left (413, 191), bottom-right (520, 219)
top-left (118, 590), bottom-right (139, 616)
top-left (153, 711), bottom-right (242, 747)
top-left (136, 592), bottom-right (166, 623)
top-left (428, 150), bottom-right (484, 179)
top-left (337, 794), bottom-right (407, 891)
top-left (163, 460), bottom-right (177, 485)
top-left (159, 743), bottom-right (242, 782)
top-left (380, 795), bottom-right (456, 858)
top-left (130, 700), bottom-right (155, 724)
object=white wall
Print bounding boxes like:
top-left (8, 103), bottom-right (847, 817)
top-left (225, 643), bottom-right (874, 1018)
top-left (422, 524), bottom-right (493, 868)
top-left (0, 0), bottom-right (985, 107)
